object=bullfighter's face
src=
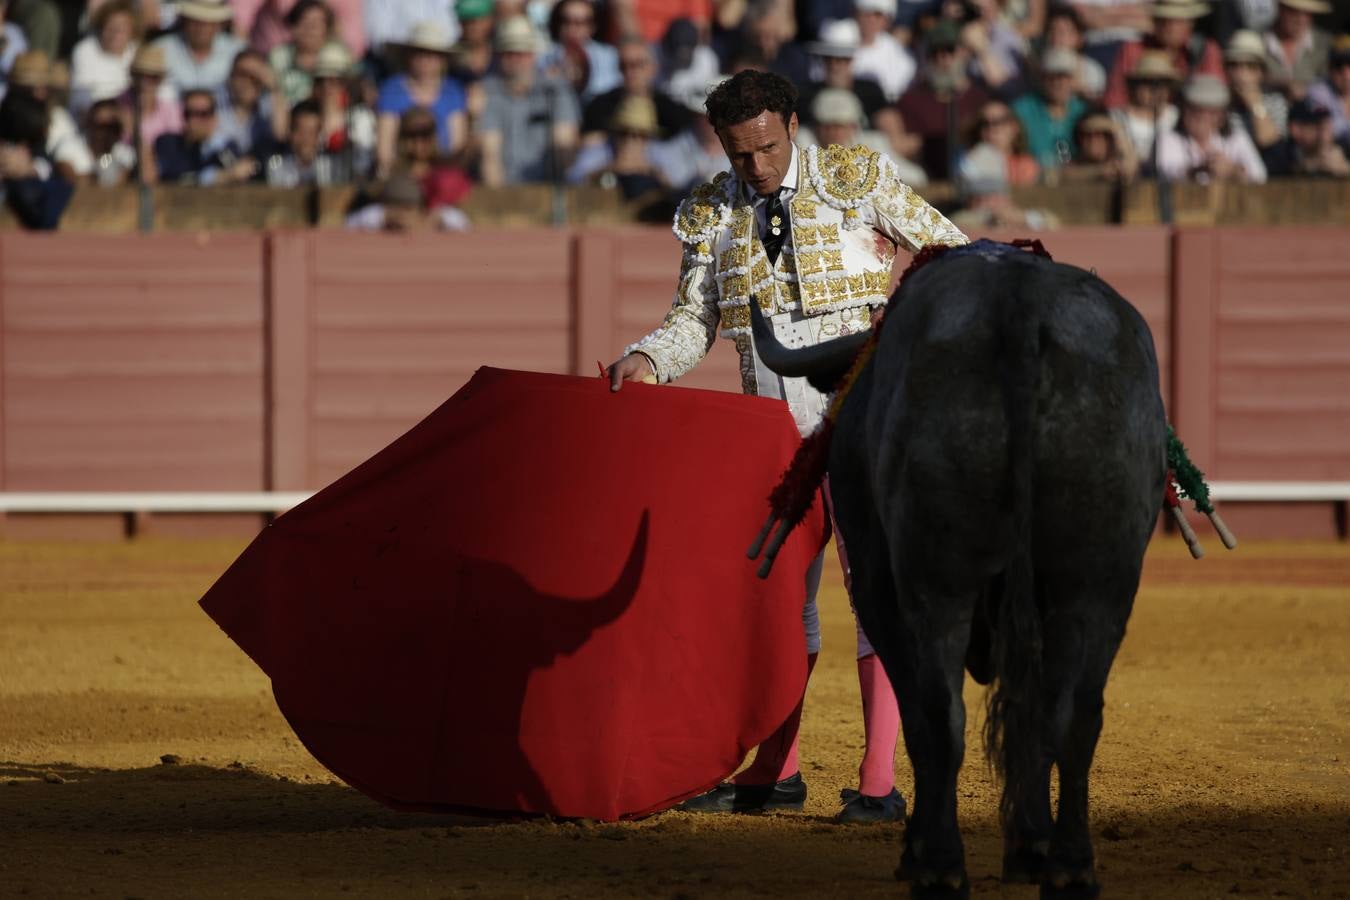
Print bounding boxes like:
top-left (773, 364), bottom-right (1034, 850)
top-left (719, 110), bottom-right (798, 197)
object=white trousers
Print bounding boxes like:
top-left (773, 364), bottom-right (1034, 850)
top-left (750, 311), bottom-right (876, 660)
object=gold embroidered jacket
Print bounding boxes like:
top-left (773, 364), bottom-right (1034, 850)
top-left (624, 143), bottom-right (969, 390)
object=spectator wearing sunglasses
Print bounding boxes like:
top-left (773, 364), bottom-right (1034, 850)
top-left (541, 0), bottom-right (621, 104)
top-left (154, 88), bottom-right (258, 184)
top-left (85, 98), bottom-right (137, 186)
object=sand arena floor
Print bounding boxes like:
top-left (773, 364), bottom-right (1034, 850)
top-left (1, 538), bottom-right (1347, 899)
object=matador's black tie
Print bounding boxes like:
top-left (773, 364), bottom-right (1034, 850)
top-left (761, 190), bottom-right (786, 265)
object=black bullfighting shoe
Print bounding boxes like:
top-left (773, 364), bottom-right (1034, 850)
top-left (836, 787), bottom-right (907, 824)
top-left (678, 773), bottom-right (808, 813)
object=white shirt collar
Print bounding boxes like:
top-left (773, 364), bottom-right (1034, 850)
top-left (742, 143), bottom-right (800, 202)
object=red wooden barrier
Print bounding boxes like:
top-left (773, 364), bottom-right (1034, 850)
top-left (0, 233), bottom-right (266, 492)
top-left (0, 226), bottom-right (1346, 539)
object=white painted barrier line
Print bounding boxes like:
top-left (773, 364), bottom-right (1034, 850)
top-left (0, 484), bottom-right (1347, 513)
top-left (0, 492), bottom-right (315, 513)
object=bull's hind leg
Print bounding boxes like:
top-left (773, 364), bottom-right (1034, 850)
top-left (829, 497), bottom-right (972, 898)
top-left (1037, 575), bottom-right (1135, 900)
top-left (881, 582), bottom-right (977, 900)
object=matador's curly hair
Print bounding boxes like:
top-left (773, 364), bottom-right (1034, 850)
top-left (705, 70), bottom-right (797, 132)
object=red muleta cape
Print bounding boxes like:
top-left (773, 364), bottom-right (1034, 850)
top-left (200, 367), bottom-right (827, 821)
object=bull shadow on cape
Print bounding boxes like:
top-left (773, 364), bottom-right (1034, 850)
top-left (262, 513), bottom-right (650, 821)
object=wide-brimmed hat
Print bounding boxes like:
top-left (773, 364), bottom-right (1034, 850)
top-left (313, 42), bottom-right (353, 77)
top-left (808, 19), bottom-right (861, 58)
top-left (812, 87), bottom-right (864, 126)
top-left (130, 43), bottom-right (167, 76)
top-left (855, 0), bottom-right (898, 17)
top-left (1127, 49), bottom-right (1181, 81)
top-left (1150, 0), bottom-right (1210, 19)
top-left (395, 21), bottom-right (456, 54)
top-left (1224, 29), bottom-right (1266, 64)
top-left (494, 16), bottom-right (541, 53)
top-left (1183, 74), bottom-right (1229, 108)
top-left (177, 0), bottom-right (233, 24)
top-left (1041, 47), bottom-right (1079, 75)
top-left (610, 95), bottom-right (659, 135)
top-left (1278, 0), bottom-right (1331, 13)
top-left (8, 50), bottom-right (51, 87)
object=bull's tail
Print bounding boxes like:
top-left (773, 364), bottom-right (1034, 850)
top-left (983, 278), bottom-right (1044, 829)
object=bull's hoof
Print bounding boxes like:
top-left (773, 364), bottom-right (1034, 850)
top-left (1002, 843), bottom-right (1050, 884)
top-left (1040, 865), bottom-right (1100, 900)
top-left (909, 870), bottom-right (970, 900)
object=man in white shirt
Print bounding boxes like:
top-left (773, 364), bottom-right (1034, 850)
top-left (1156, 74), bottom-right (1268, 182)
top-left (850, 0), bottom-right (916, 102)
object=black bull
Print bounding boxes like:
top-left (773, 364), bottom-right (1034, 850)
top-left (750, 242), bottom-right (1167, 900)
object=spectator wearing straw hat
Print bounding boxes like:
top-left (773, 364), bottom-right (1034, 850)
top-left (6, 50), bottom-right (94, 181)
top-left (1108, 48), bottom-right (1178, 166)
top-left (231, 0), bottom-right (366, 58)
top-left (566, 93), bottom-right (670, 198)
top-left (1307, 34), bottom-right (1350, 142)
top-left (374, 21), bottom-right (467, 176)
top-left (69, 0), bottom-right (141, 117)
top-left (119, 43), bottom-right (183, 171)
top-left (1261, 0), bottom-right (1333, 90)
top-left (1156, 73), bottom-right (1267, 181)
top-left (311, 42), bottom-right (375, 177)
top-left (215, 48), bottom-right (282, 159)
top-left (1013, 46), bottom-right (1089, 168)
top-left (366, 0), bottom-right (461, 64)
top-left (479, 16), bottom-right (581, 185)
top-left (1040, 3), bottom-right (1108, 99)
top-left (269, 0), bottom-right (349, 108)
top-left (801, 85), bottom-right (930, 184)
top-left (1103, 0), bottom-right (1223, 108)
top-left (851, 0), bottom-right (917, 101)
top-left (582, 36), bottom-right (692, 146)
top-left (799, 20), bottom-right (893, 138)
top-left (154, 0), bottom-right (246, 93)
top-left (1224, 29), bottom-right (1288, 150)
top-left (1264, 96), bottom-right (1350, 173)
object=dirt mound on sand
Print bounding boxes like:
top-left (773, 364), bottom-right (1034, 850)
top-left (2, 539), bottom-right (1347, 898)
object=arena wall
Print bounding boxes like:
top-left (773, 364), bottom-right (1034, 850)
top-left (0, 227), bottom-right (1346, 539)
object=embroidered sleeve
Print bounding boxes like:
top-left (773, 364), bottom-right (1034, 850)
top-left (870, 172), bottom-right (969, 253)
top-left (622, 176), bottom-right (731, 383)
top-left (623, 249), bottom-right (720, 384)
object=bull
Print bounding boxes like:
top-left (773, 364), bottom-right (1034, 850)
top-left (749, 240), bottom-right (1167, 899)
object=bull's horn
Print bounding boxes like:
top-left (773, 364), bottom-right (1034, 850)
top-left (749, 294), bottom-right (872, 378)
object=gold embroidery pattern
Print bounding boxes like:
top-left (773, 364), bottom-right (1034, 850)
top-left (734, 334), bottom-right (757, 394)
top-left (791, 197), bottom-right (818, 220)
top-left (813, 145), bottom-right (880, 204)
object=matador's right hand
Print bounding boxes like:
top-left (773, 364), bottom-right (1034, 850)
top-left (607, 354), bottom-right (655, 392)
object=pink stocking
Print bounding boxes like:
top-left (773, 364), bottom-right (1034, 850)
top-left (734, 652), bottom-right (819, 784)
top-left (857, 652), bottom-right (901, 797)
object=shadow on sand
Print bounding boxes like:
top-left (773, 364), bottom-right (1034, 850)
top-left (3, 760), bottom-right (1346, 898)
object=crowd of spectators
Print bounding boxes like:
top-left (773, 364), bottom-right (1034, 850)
top-left (0, 0), bottom-right (1347, 229)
